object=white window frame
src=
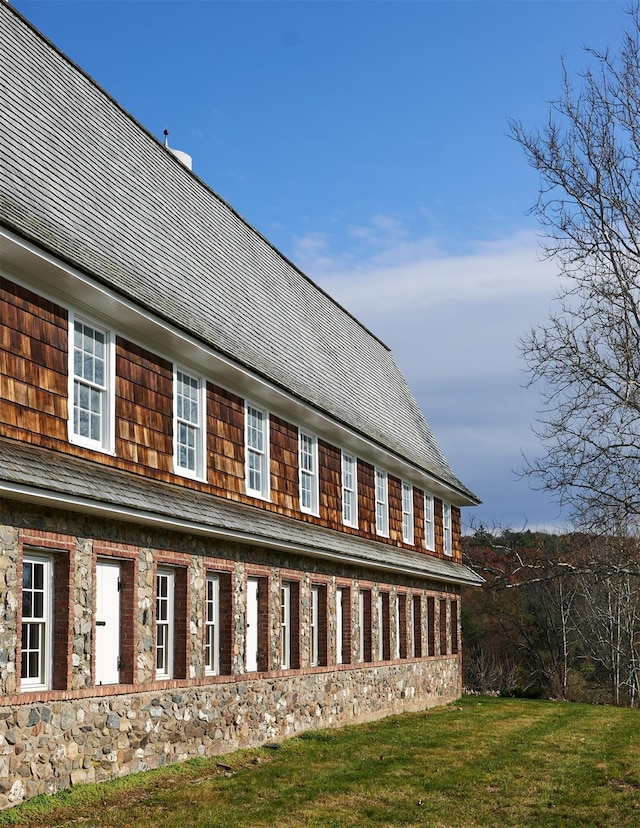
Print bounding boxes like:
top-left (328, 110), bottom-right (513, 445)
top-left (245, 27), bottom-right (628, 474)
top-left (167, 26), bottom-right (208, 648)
top-left (402, 481), bottom-right (414, 544)
top-left (377, 593), bottom-right (384, 661)
top-left (68, 312), bottom-right (115, 453)
top-left (443, 502), bottom-right (453, 556)
top-left (424, 493), bottom-right (435, 551)
top-left (205, 573), bottom-right (220, 676)
top-left (298, 430), bottom-right (319, 515)
top-left (375, 468), bottom-right (389, 537)
top-left (173, 366), bottom-right (206, 480)
top-left (156, 568), bottom-right (175, 680)
top-left (280, 581), bottom-right (291, 669)
top-left (21, 553), bottom-right (53, 692)
top-left (336, 588), bottom-right (344, 665)
top-left (395, 596), bottom-right (401, 660)
top-left (245, 401), bottom-right (270, 500)
top-left (341, 452), bottom-right (358, 527)
top-left (358, 591), bottom-right (366, 663)
top-left (310, 585), bottom-right (319, 667)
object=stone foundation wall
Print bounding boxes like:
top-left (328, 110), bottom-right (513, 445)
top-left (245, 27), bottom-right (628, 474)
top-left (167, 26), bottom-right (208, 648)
top-left (0, 500), bottom-right (464, 809)
top-left (0, 659), bottom-right (460, 808)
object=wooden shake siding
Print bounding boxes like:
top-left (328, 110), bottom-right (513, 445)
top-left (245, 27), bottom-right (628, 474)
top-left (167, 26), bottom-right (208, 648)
top-left (434, 497), bottom-right (444, 555)
top-left (357, 460), bottom-right (376, 536)
top-left (452, 506), bottom-right (462, 561)
top-left (318, 440), bottom-right (341, 523)
top-left (207, 385), bottom-right (244, 497)
top-left (270, 415), bottom-right (298, 512)
top-left (388, 474), bottom-right (403, 544)
top-left (0, 277), bottom-right (68, 445)
top-left (413, 487), bottom-right (425, 549)
top-left (115, 339), bottom-right (173, 471)
top-left (1, 275), bottom-right (460, 559)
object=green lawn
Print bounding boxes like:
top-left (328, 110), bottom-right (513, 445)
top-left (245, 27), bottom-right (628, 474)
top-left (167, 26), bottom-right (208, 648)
top-left (2, 696), bottom-right (638, 827)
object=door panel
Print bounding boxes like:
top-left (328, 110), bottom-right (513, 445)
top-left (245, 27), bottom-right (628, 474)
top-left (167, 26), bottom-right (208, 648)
top-left (246, 577), bottom-right (259, 672)
top-left (96, 560), bottom-right (120, 685)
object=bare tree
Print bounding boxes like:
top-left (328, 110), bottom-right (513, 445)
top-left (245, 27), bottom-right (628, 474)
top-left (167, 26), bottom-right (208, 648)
top-left (510, 7), bottom-right (640, 535)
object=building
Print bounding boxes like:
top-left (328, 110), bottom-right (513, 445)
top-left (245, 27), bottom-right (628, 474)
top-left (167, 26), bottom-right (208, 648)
top-left (0, 2), bottom-right (481, 809)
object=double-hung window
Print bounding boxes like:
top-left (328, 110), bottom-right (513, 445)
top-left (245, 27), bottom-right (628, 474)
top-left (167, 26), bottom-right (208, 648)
top-left (69, 314), bottom-right (114, 452)
top-left (424, 494), bottom-right (435, 550)
top-left (310, 585), bottom-right (319, 667)
top-left (299, 431), bottom-right (319, 515)
top-left (402, 481), bottom-right (414, 544)
top-left (174, 368), bottom-right (206, 479)
top-left (443, 502), bottom-right (453, 556)
top-left (280, 582), bottom-right (291, 669)
top-left (156, 568), bottom-right (174, 680)
top-left (21, 554), bottom-right (52, 691)
top-left (341, 452), bottom-right (358, 527)
top-left (245, 402), bottom-right (270, 499)
top-left (205, 574), bottom-right (220, 675)
top-left (375, 469), bottom-right (389, 537)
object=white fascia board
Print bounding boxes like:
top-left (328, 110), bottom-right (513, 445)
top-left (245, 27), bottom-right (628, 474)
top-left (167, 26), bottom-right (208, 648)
top-left (0, 227), bottom-right (478, 507)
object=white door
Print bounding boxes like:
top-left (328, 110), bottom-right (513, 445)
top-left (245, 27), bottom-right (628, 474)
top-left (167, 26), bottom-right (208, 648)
top-left (246, 577), bottom-right (259, 672)
top-left (96, 560), bottom-right (120, 685)
top-left (336, 588), bottom-right (343, 665)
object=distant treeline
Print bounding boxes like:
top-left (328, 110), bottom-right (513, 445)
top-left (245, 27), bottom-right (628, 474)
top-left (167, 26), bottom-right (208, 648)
top-left (462, 531), bottom-right (640, 707)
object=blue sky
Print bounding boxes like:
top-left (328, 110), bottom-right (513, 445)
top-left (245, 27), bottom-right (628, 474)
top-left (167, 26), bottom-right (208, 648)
top-left (12, 0), bottom-right (629, 530)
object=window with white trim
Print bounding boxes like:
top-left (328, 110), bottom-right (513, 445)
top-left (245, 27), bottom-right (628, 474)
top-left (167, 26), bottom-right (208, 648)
top-left (156, 568), bottom-right (175, 679)
top-left (310, 585), bottom-right (319, 667)
top-left (375, 469), bottom-right (389, 537)
top-left (280, 581), bottom-right (291, 669)
top-left (205, 574), bottom-right (219, 675)
top-left (69, 315), bottom-right (114, 452)
top-left (424, 494), bottom-right (435, 550)
top-left (174, 368), bottom-right (206, 479)
top-left (402, 481), bottom-right (414, 544)
top-left (341, 452), bottom-right (358, 527)
top-left (299, 431), bottom-right (319, 515)
top-left (443, 502), bottom-right (453, 556)
top-left (245, 402), bottom-right (270, 499)
top-left (21, 554), bottom-right (52, 691)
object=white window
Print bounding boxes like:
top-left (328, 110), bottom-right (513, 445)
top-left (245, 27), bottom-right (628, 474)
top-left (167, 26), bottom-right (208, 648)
top-left (69, 314), bottom-right (114, 452)
top-left (402, 481), bottom-right (414, 544)
top-left (205, 574), bottom-right (219, 675)
top-left (310, 585), bottom-right (319, 667)
top-left (280, 582), bottom-right (291, 669)
top-left (156, 568), bottom-right (174, 679)
top-left (375, 469), bottom-right (389, 536)
top-left (377, 593), bottom-right (384, 661)
top-left (336, 588), bottom-right (344, 665)
top-left (359, 591), bottom-right (366, 662)
top-left (341, 452), bottom-right (358, 527)
top-left (21, 554), bottom-right (52, 691)
top-left (424, 494), bottom-right (435, 550)
top-left (174, 368), bottom-right (206, 479)
top-left (299, 431), bottom-right (319, 514)
top-left (443, 502), bottom-right (453, 556)
top-left (245, 402), bottom-right (270, 499)
top-left (395, 597), bottom-right (401, 660)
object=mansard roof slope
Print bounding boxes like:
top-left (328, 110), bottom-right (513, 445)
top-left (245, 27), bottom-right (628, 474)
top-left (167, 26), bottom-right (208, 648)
top-left (0, 4), bottom-right (478, 505)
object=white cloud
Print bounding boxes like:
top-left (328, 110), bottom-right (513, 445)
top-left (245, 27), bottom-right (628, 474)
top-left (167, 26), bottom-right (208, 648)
top-left (292, 220), bottom-right (565, 529)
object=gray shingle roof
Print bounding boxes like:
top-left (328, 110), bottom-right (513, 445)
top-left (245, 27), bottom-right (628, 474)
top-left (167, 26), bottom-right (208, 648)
top-left (0, 438), bottom-right (483, 586)
top-left (0, 4), bottom-right (478, 503)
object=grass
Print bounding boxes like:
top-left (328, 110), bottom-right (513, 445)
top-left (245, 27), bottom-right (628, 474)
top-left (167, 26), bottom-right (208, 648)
top-left (1, 696), bottom-right (638, 827)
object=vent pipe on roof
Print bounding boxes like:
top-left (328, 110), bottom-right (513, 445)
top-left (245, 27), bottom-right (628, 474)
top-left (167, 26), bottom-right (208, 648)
top-left (163, 129), bottom-right (192, 171)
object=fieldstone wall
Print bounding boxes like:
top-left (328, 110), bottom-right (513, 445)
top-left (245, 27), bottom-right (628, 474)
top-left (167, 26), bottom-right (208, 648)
top-left (0, 501), bottom-right (464, 809)
top-left (0, 658), bottom-right (460, 809)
